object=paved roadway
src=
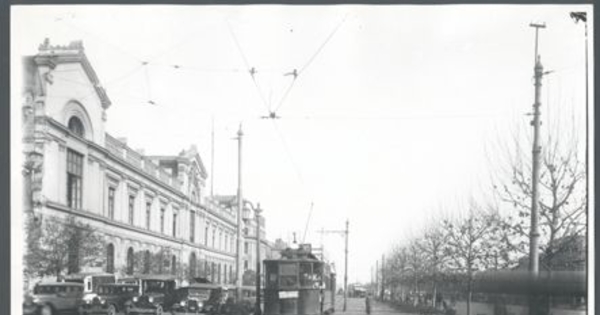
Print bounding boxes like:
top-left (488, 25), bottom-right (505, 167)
top-left (334, 297), bottom-right (412, 315)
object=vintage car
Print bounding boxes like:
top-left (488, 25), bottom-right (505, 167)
top-left (29, 282), bottom-right (85, 315)
top-left (23, 293), bottom-right (40, 315)
top-left (124, 275), bottom-right (178, 315)
top-left (78, 283), bottom-right (141, 315)
top-left (169, 283), bottom-right (228, 315)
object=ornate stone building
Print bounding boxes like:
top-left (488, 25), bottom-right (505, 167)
top-left (21, 39), bottom-right (269, 287)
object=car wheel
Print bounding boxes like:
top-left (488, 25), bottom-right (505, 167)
top-left (40, 304), bottom-right (53, 315)
top-left (107, 304), bottom-right (117, 315)
top-left (156, 305), bottom-right (163, 315)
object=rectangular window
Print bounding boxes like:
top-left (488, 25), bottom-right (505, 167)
top-left (128, 195), bottom-right (135, 225)
top-left (108, 187), bottom-right (115, 219)
top-left (205, 226), bottom-right (209, 246)
top-left (146, 201), bottom-right (152, 230)
top-left (66, 149), bottom-right (83, 209)
top-left (244, 242), bottom-right (249, 254)
top-left (244, 260), bottom-right (248, 271)
top-left (190, 211), bottom-right (195, 242)
top-left (172, 212), bottom-right (177, 237)
top-left (160, 207), bottom-right (165, 233)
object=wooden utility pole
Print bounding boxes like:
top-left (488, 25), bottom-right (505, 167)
top-left (318, 220), bottom-right (349, 311)
top-left (529, 22), bottom-right (545, 276)
top-left (380, 254), bottom-right (385, 301)
top-left (236, 124), bottom-right (244, 301)
top-left (255, 204), bottom-right (263, 315)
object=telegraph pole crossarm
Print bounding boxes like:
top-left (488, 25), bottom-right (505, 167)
top-left (318, 219), bottom-right (349, 312)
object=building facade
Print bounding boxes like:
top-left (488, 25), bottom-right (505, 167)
top-left (21, 39), bottom-right (270, 288)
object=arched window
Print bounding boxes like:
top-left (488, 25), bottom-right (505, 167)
top-left (126, 247), bottom-right (134, 275)
top-left (144, 250), bottom-right (151, 274)
top-left (68, 116), bottom-right (85, 137)
top-left (189, 252), bottom-right (197, 278)
top-left (171, 255), bottom-right (177, 275)
top-left (106, 244), bottom-right (115, 273)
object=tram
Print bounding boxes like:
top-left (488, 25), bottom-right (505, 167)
top-left (264, 244), bottom-right (336, 315)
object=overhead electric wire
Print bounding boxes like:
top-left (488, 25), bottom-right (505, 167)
top-left (302, 202), bottom-right (315, 244)
top-left (298, 14), bottom-right (348, 75)
top-left (273, 13), bottom-right (348, 115)
top-left (226, 20), bottom-right (272, 114)
top-left (55, 15), bottom-right (143, 63)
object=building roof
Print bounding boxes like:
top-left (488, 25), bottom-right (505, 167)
top-left (34, 38), bottom-right (111, 109)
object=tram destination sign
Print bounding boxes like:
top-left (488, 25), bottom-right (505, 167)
top-left (278, 291), bottom-right (299, 299)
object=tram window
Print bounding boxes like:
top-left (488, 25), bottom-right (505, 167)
top-left (279, 263), bottom-right (298, 288)
top-left (267, 264), bottom-right (278, 287)
top-left (300, 263), bottom-right (313, 287)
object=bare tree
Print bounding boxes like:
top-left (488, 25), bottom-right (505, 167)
top-left (417, 222), bottom-right (449, 308)
top-left (442, 202), bottom-right (499, 315)
top-left (493, 122), bottom-right (586, 270)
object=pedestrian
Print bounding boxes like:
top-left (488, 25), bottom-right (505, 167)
top-left (365, 293), bottom-right (372, 315)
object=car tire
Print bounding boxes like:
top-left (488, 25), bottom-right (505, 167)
top-left (107, 304), bottom-right (117, 315)
top-left (40, 304), bottom-right (53, 315)
top-left (156, 305), bottom-right (163, 315)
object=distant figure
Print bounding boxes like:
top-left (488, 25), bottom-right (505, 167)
top-left (365, 294), bottom-right (372, 315)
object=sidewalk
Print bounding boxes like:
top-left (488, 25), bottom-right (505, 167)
top-left (335, 297), bottom-right (415, 315)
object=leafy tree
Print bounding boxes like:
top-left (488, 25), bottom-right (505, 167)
top-left (25, 215), bottom-right (105, 281)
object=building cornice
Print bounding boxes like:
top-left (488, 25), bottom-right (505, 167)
top-left (46, 200), bottom-right (236, 258)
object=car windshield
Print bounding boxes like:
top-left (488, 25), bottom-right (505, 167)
top-left (99, 285), bottom-right (137, 295)
top-left (34, 286), bottom-right (68, 294)
top-left (187, 288), bottom-right (211, 300)
top-left (144, 280), bottom-right (167, 293)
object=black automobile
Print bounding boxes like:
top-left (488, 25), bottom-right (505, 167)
top-left (79, 283), bottom-right (141, 315)
top-left (29, 282), bottom-right (85, 315)
top-left (124, 275), bottom-right (178, 315)
top-left (169, 283), bottom-right (227, 315)
top-left (23, 293), bottom-right (40, 315)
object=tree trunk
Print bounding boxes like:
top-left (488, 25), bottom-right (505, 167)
top-left (467, 277), bottom-right (472, 315)
top-left (432, 282), bottom-right (437, 308)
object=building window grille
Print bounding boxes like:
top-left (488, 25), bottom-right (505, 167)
top-left (126, 247), bottom-right (134, 275)
top-left (146, 201), bottom-right (152, 230)
top-left (108, 187), bottom-right (115, 220)
top-left (205, 226), bottom-right (209, 246)
top-left (212, 229), bottom-right (216, 248)
top-left (144, 250), bottom-right (151, 274)
top-left (171, 255), bottom-right (177, 275)
top-left (128, 195), bottom-right (135, 225)
top-left (106, 244), bottom-right (115, 273)
top-left (68, 116), bottom-right (84, 137)
top-left (160, 207), bottom-right (165, 233)
top-left (66, 149), bottom-right (83, 209)
top-left (218, 264), bottom-right (222, 283)
top-left (190, 211), bottom-right (195, 243)
top-left (173, 212), bottom-right (177, 238)
top-left (190, 253), bottom-right (197, 277)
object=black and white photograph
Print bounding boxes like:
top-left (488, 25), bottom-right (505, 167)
top-left (11, 4), bottom-right (593, 315)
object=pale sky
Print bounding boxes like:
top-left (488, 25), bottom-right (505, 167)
top-left (12, 4), bottom-right (591, 284)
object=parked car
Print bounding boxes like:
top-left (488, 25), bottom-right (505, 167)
top-left (170, 283), bottom-right (225, 315)
top-left (23, 293), bottom-right (40, 315)
top-left (30, 282), bottom-right (85, 315)
top-left (124, 275), bottom-right (178, 315)
top-left (79, 283), bottom-right (141, 315)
